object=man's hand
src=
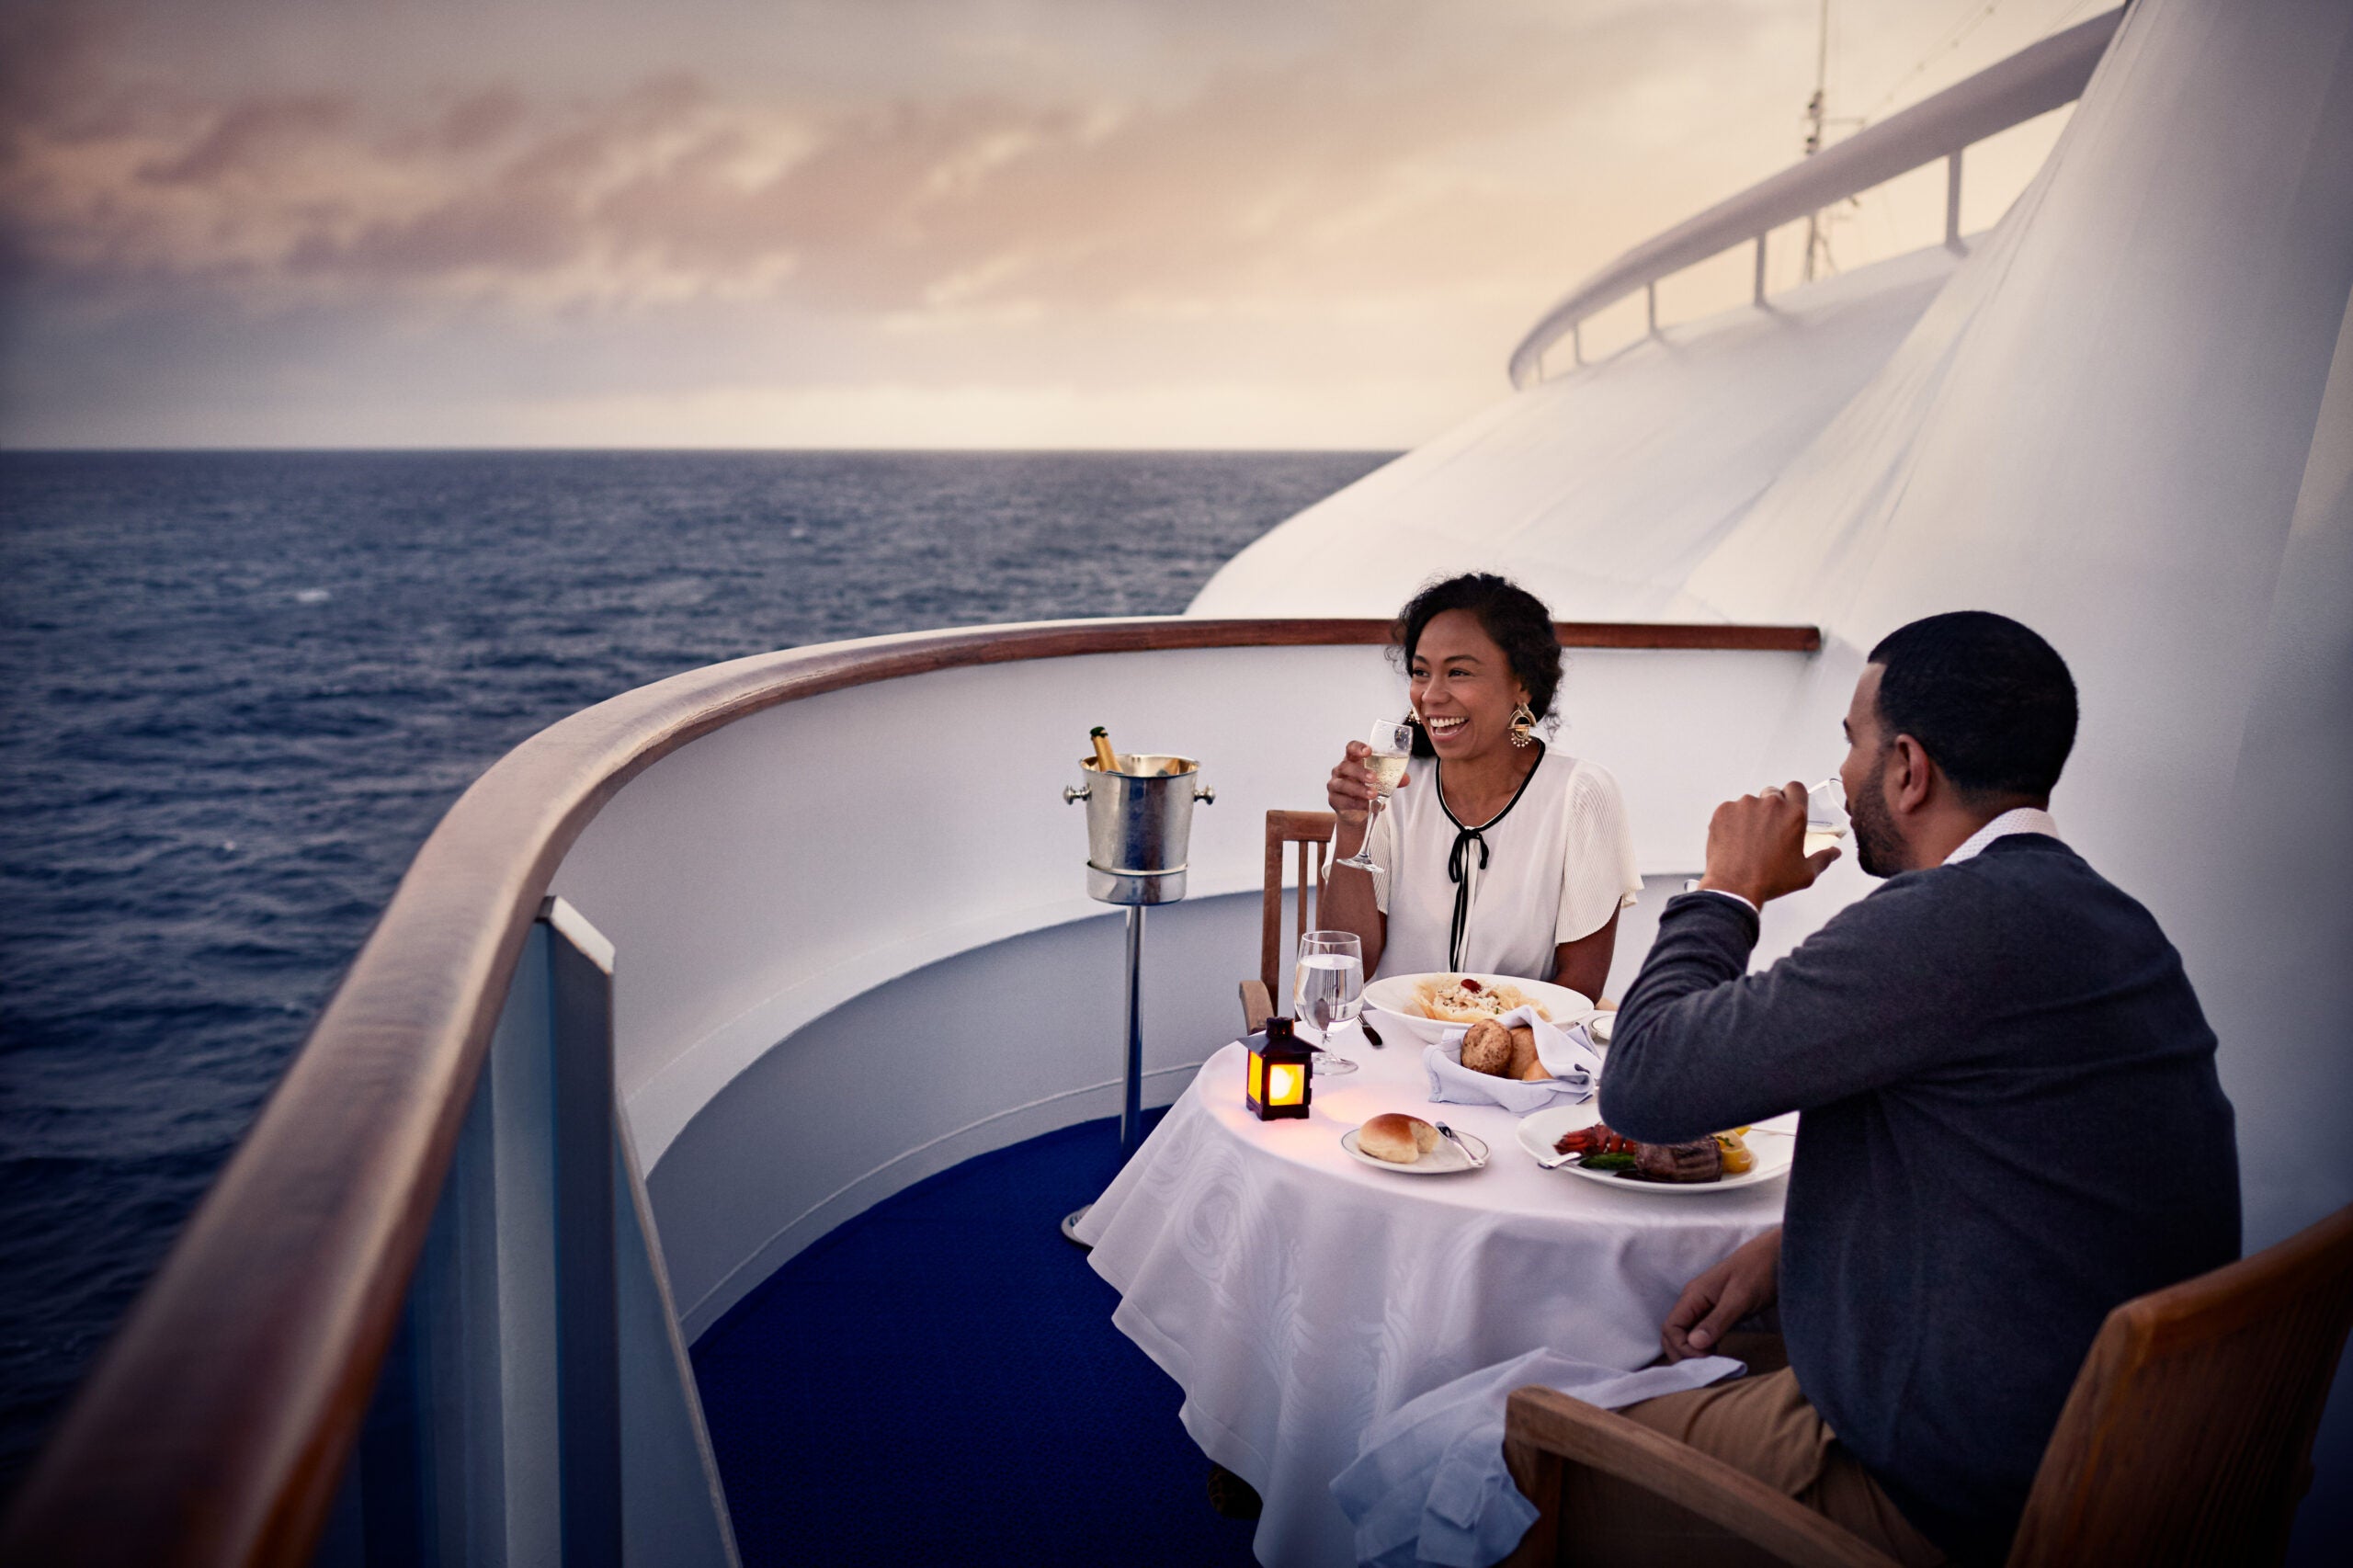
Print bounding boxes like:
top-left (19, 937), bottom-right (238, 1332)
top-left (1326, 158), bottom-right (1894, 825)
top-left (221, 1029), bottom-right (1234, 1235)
top-left (1662, 1227), bottom-right (1781, 1361)
top-left (1699, 782), bottom-right (1839, 907)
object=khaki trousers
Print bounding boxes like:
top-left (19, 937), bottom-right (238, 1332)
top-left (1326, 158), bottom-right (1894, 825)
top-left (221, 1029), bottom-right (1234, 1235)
top-left (1557, 1335), bottom-right (1946, 1567)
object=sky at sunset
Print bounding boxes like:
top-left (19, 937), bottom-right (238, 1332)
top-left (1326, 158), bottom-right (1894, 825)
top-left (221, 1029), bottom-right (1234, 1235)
top-left (0, 0), bottom-right (2101, 449)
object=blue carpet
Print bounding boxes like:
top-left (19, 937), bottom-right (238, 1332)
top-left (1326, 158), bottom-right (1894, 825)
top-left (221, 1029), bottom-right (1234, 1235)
top-left (690, 1110), bottom-right (1263, 1567)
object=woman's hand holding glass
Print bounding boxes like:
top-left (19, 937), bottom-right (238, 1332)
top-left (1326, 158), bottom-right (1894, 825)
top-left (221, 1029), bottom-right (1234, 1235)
top-left (1331, 721), bottom-right (1414, 874)
top-left (1325, 741), bottom-right (1381, 841)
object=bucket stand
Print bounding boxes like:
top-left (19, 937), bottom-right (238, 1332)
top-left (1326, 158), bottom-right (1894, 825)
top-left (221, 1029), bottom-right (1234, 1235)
top-left (1057, 904), bottom-right (1147, 1244)
top-left (1057, 754), bottom-right (1212, 1245)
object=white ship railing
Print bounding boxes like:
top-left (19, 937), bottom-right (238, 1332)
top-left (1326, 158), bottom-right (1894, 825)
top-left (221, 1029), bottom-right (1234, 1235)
top-left (0, 615), bottom-right (1818, 1565)
top-left (1506, 6), bottom-right (2124, 386)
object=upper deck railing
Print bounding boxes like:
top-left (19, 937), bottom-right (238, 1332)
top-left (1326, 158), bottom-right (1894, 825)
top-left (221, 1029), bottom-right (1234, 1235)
top-left (0, 615), bottom-right (1818, 1564)
top-left (1506, 6), bottom-right (2124, 388)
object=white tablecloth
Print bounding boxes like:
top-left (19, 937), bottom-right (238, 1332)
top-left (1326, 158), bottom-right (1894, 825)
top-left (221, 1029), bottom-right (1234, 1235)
top-left (1075, 1034), bottom-right (1788, 1568)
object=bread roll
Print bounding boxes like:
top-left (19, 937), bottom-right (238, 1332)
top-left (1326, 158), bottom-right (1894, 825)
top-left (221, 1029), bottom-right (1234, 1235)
top-left (1506, 1025), bottom-right (1543, 1080)
top-left (1460, 1019), bottom-right (1513, 1075)
top-left (1359, 1113), bottom-right (1441, 1164)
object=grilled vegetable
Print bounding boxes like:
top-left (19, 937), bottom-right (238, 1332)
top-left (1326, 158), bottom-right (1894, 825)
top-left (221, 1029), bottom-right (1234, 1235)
top-left (1553, 1123), bottom-right (1637, 1157)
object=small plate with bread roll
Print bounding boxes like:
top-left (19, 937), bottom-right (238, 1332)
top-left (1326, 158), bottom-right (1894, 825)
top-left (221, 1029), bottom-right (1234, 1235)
top-left (1342, 1112), bottom-right (1489, 1175)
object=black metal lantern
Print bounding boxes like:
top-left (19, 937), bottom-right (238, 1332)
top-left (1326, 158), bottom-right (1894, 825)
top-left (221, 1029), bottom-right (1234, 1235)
top-left (1245, 1017), bottom-right (1313, 1120)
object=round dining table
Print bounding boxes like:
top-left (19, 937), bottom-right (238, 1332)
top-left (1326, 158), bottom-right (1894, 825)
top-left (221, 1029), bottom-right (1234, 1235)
top-left (1074, 1026), bottom-right (1790, 1568)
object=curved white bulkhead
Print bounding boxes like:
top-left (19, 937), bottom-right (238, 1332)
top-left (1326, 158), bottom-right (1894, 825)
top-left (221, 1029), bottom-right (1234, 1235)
top-left (1189, 244), bottom-right (1965, 624)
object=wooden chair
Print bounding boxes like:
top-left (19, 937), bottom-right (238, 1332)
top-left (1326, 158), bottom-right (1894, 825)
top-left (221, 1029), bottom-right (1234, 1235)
top-left (1240, 810), bottom-right (1336, 1033)
top-left (1501, 1201), bottom-right (2353, 1567)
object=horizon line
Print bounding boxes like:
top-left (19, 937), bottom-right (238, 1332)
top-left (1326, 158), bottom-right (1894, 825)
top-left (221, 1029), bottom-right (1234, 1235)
top-left (0, 444), bottom-right (1406, 457)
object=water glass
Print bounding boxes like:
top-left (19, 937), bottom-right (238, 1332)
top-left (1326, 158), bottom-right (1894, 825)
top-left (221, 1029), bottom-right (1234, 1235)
top-left (1294, 930), bottom-right (1364, 1075)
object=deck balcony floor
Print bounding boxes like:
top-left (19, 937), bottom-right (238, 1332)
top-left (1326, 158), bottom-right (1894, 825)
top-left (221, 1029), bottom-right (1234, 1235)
top-left (690, 1109), bottom-right (1261, 1566)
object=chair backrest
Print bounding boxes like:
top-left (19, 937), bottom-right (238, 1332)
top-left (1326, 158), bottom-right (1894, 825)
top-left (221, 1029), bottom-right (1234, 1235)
top-left (2007, 1201), bottom-right (2353, 1567)
top-left (1261, 810), bottom-right (1336, 997)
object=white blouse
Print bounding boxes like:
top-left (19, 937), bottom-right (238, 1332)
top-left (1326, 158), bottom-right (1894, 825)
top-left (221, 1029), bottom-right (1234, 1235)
top-left (1362, 745), bottom-right (1641, 983)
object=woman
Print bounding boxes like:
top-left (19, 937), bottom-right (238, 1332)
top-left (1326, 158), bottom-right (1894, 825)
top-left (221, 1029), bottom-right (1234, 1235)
top-left (1321, 574), bottom-right (1640, 1001)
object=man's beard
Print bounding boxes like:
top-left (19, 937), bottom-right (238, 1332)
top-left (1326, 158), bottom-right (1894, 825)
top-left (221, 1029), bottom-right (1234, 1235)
top-left (1848, 751), bottom-right (1903, 878)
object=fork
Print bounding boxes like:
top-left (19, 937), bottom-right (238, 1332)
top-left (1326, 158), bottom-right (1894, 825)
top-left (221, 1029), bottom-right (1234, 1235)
top-left (1432, 1121), bottom-right (1488, 1169)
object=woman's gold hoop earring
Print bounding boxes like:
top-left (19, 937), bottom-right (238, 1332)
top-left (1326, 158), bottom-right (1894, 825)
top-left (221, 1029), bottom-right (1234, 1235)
top-left (1509, 702), bottom-right (1537, 748)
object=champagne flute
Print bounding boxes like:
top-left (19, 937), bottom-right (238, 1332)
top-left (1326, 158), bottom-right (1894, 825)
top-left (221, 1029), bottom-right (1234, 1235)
top-left (1334, 720), bottom-right (1414, 874)
top-left (1804, 777), bottom-right (1849, 858)
top-left (1294, 930), bottom-right (1365, 1074)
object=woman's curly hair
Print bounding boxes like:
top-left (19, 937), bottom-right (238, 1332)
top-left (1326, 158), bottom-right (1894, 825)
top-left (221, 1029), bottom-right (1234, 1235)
top-left (1389, 574), bottom-right (1563, 759)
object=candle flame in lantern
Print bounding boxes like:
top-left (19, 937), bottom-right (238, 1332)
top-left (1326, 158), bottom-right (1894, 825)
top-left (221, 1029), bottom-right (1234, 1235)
top-left (1268, 1063), bottom-right (1302, 1105)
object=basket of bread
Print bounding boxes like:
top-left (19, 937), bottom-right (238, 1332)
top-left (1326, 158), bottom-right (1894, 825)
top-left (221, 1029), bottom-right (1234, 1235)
top-left (1419, 1004), bottom-right (1600, 1114)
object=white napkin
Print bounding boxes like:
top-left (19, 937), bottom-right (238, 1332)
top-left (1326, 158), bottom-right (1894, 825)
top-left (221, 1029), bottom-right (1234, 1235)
top-left (1423, 1006), bottom-right (1599, 1112)
top-left (1329, 1346), bottom-right (1745, 1568)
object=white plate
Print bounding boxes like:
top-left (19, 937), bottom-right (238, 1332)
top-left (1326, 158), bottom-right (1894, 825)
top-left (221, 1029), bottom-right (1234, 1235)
top-left (1360, 971), bottom-right (1596, 1046)
top-left (1514, 1104), bottom-right (1797, 1193)
top-left (1341, 1124), bottom-right (1489, 1175)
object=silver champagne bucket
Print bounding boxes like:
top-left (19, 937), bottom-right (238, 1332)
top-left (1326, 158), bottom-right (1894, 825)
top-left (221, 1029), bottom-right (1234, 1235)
top-left (1056, 751), bottom-right (1214, 1192)
top-left (1063, 753), bottom-right (1215, 906)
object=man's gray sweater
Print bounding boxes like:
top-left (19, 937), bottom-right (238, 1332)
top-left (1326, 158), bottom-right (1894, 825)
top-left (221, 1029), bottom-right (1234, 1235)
top-left (1603, 834), bottom-right (2239, 1562)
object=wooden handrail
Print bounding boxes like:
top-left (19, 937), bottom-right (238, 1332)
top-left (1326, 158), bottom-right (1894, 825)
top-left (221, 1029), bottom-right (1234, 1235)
top-left (0, 614), bottom-right (1818, 1564)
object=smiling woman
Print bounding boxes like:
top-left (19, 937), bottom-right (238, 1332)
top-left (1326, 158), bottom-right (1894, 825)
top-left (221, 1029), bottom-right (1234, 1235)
top-left (1318, 574), bottom-right (1642, 997)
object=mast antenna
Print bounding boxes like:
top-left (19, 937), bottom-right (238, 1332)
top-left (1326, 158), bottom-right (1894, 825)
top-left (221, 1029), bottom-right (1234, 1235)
top-left (1801, 0), bottom-right (1863, 282)
top-left (1803, 0), bottom-right (1831, 280)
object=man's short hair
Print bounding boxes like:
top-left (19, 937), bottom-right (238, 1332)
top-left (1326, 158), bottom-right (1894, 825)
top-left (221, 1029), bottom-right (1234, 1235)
top-left (1867, 611), bottom-right (2078, 801)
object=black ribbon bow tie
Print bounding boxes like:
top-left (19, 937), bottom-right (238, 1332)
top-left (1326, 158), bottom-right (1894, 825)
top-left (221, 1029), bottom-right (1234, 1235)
top-left (1447, 825), bottom-right (1490, 972)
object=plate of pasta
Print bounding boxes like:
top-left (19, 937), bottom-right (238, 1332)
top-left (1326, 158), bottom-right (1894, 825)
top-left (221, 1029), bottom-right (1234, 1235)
top-left (1359, 971), bottom-right (1595, 1046)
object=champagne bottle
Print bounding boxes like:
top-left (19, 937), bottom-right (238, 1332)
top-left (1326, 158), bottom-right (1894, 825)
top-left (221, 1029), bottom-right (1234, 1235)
top-left (1089, 725), bottom-right (1119, 773)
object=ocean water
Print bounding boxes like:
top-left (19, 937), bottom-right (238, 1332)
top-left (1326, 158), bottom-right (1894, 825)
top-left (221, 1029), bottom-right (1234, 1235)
top-left (0, 448), bottom-right (1390, 1496)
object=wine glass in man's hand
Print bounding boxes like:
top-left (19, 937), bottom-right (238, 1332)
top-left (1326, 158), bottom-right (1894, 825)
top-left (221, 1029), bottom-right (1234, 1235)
top-left (1700, 781), bottom-right (1842, 907)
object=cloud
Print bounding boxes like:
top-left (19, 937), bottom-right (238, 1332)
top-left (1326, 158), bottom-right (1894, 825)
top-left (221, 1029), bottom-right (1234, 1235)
top-left (6, 0), bottom-right (2075, 447)
top-left (2, 0), bottom-right (1788, 324)
top-left (139, 94), bottom-right (354, 186)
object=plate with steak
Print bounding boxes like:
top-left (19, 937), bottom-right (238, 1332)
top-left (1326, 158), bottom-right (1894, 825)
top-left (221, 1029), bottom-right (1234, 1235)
top-left (1513, 1104), bottom-right (1797, 1192)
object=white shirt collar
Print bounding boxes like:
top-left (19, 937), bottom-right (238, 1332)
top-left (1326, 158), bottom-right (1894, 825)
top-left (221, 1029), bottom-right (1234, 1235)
top-left (1943, 806), bottom-right (2061, 866)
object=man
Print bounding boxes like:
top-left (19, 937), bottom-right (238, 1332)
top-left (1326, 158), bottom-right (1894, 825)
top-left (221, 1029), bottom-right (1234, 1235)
top-left (1592, 611), bottom-right (2240, 1565)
